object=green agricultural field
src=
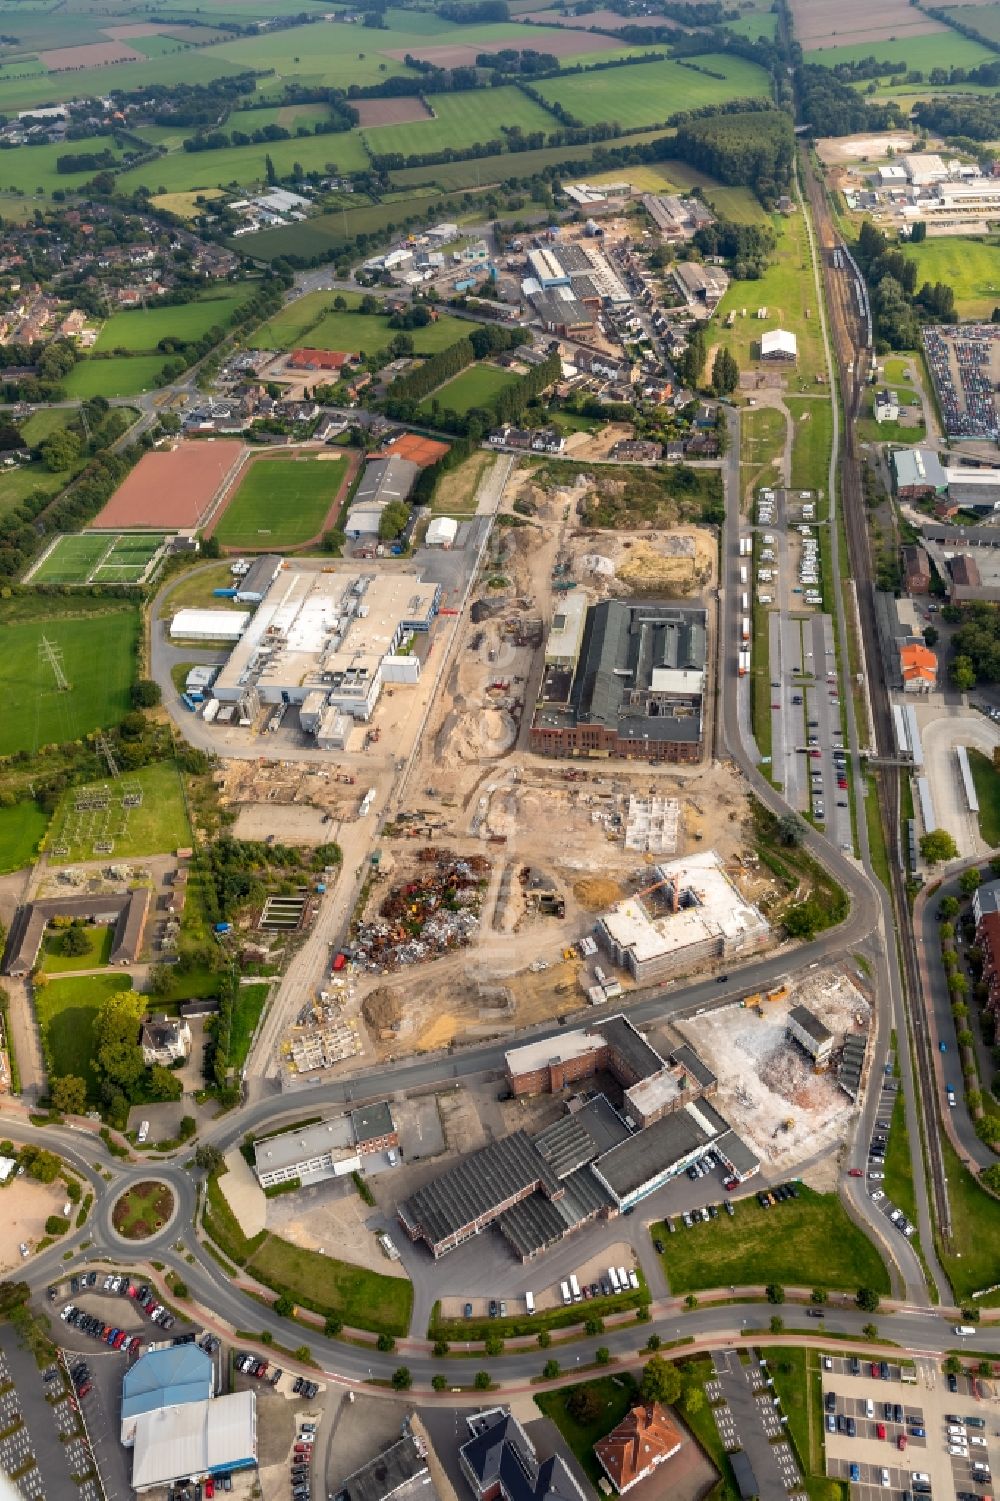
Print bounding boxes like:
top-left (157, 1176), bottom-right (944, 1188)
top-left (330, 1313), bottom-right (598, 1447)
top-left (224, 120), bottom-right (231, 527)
top-left (942, 2), bottom-right (1000, 43)
top-left (214, 454), bottom-right (345, 548)
top-left (35, 973), bottom-right (134, 1097)
top-left (902, 236), bottom-right (1000, 320)
top-left (226, 101), bottom-right (333, 133)
top-left (232, 197), bottom-right (446, 261)
top-left (534, 54), bottom-right (771, 130)
top-left (44, 760), bottom-right (192, 863)
top-left (805, 31), bottom-right (993, 69)
top-left (712, 212), bottom-right (826, 387)
top-left (387, 126), bottom-right (675, 192)
top-left (362, 85), bottom-right (555, 157)
top-left (0, 801), bottom-right (49, 876)
top-left (0, 138), bottom-right (125, 196)
top-left (726, 11), bottom-right (778, 40)
top-left (115, 126), bottom-right (371, 195)
top-left (39, 926), bottom-right (113, 975)
top-left (652, 1184), bottom-right (890, 1294)
top-left (249, 290), bottom-right (331, 348)
top-left (422, 363), bottom-right (518, 416)
top-left (0, 605), bottom-right (139, 757)
top-left (306, 307), bottom-right (471, 356)
top-left (94, 287), bottom-right (252, 352)
top-left (62, 356), bottom-right (174, 398)
top-left (0, 49), bottom-right (249, 116)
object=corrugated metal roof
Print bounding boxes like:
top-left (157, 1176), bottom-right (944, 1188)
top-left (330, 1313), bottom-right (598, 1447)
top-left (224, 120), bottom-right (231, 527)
top-left (122, 1346), bottom-right (213, 1423)
top-left (131, 1391), bottom-right (256, 1490)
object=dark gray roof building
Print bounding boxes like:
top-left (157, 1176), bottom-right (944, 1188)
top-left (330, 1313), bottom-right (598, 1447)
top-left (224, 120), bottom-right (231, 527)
top-left (354, 455), bottom-right (419, 509)
top-left (530, 601), bottom-right (707, 763)
top-left (235, 554), bottom-right (282, 603)
top-left (339, 1433), bottom-right (430, 1501)
top-left (350, 1100), bottom-right (395, 1147)
top-left (460, 1410), bottom-right (586, 1501)
top-left (3, 889), bottom-right (150, 977)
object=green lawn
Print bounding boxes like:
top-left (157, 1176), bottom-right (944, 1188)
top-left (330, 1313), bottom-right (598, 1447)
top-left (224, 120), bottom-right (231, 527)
top-left (19, 408), bottom-right (77, 446)
top-left (534, 54), bottom-right (771, 129)
top-left (938, 1132), bottom-right (1000, 1304)
top-left (43, 760), bottom-right (191, 863)
top-left (0, 802), bottom-right (49, 875)
top-left (741, 405), bottom-right (787, 497)
top-left (805, 31), bottom-right (993, 69)
top-left (421, 363), bottom-right (518, 417)
top-left (856, 386), bottom-right (925, 447)
top-left (786, 396), bottom-right (833, 494)
top-left (0, 606), bottom-right (139, 756)
top-left (0, 138), bottom-right (125, 196)
top-left (707, 185), bottom-right (771, 225)
top-left (0, 459), bottom-right (76, 521)
top-left (39, 926), bottom-right (113, 975)
top-left (115, 126), bottom-right (371, 196)
top-left (386, 125), bottom-right (676, 193)
top-left (35, 973), bottom-right (134, 1097)
top-left (249, 290), bottom-right (469, 355)
top-left (713, 213), bottom-right (826, 386)
top-left (33, 534), bottom-right (117, 585)
top-left (62, 356), bottom-right (174, 399)
top-left (229, 983), bottom-right (270, 1074)
top-left (535, 1376), bottom-right (639, 1488)
top-left (245, 1234), bottom-right (413, 1336)
top-left (94, 288), bottom-right (251, 352)
top-left (902, 237), bottom-right (1000, 321)
top-left (213, 455), bottom-right (345, 549)
top-left (970, 749), bottom-right (1000, 848)
top-left (362, 85), bottom-right (554, 156)
top-left (761, 1346), bottom-right (835, 1501)
top-left (883, 1082), bottom-right (917, 1228)
top-left (652, 1185), bottom-right (890, 1295)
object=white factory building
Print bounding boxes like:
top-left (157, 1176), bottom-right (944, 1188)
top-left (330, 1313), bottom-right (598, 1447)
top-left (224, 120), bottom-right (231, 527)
top-left (170, 608), bottom-right (250, 642)
top-left (596, 850), bottom-right (769, 986)
top-left (211, 562), bottom-right (439, 724)
top-left (760, 329), bottom-right (797, 361)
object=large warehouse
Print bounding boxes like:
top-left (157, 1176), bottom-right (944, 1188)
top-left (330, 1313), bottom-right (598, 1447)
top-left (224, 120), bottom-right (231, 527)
top-left (121, 1347), bottom-right (256, 1494)
top-left (530, 601), bottom-right (707, 763)
top-left (596, 851), bottom-right (769, 986)
top-left (211, 563), bottom-right (440, 722)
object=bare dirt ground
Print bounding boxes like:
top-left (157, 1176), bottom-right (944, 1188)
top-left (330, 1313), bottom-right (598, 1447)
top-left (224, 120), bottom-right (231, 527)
top-left (353, 97), bottom-right (433, 127)
top-left (816, 133), bottom-right (916, 166)
top-left (232, 803), bottom-right (340, 845)
top-left (789, 0), bottom-right (945, 48)
top-left (676, 966), bottom-right (871, 1170)
top-left (1, 1179), bottom-right (69, 1272)
top-left (266, 1177), bottom-right (408, 1278)
top-left (40, 40), bottom-right (142, 68)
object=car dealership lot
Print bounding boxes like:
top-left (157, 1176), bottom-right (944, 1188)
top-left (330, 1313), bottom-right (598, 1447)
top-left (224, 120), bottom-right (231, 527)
top-left (823, 1358), bottom-right (998, 1501)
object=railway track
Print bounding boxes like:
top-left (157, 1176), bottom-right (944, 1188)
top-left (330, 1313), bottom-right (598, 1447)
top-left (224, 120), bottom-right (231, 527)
top-left (802, 159), bottom-right (954, 1250)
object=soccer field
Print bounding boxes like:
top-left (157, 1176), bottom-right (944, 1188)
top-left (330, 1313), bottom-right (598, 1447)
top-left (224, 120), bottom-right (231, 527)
top-left (0, 607), bottom-right (140, 756)
top-left (213, 455), bottom-right (346, 548)
top-left (32, 533), bottom-right (167, 585)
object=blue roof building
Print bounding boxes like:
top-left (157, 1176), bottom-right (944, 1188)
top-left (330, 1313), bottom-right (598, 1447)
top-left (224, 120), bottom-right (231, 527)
top-left (121, 1345), bottom-right (213, 1444)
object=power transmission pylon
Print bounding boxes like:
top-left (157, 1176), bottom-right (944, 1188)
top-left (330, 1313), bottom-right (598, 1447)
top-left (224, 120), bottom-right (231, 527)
top-left (95, 732), bottom-right (120, 779)
top-left (39, 636), bottom-right (70, 692)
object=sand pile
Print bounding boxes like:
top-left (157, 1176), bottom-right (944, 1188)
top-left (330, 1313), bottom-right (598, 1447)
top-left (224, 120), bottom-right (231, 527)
top-left (573, 876), bottom-right (622, 910)
top-left (362, 986), bottom-right (402, 1033)
top-left (617, 535), bottom-right (713, 595)
top-left (450, 708), bottom-right (517, 761)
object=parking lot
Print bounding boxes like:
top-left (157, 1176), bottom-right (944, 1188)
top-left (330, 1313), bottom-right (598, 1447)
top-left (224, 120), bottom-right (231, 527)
top-left (861, 1058), bottom-right (919, 1245)
top-left (708, 1349), bottom-right (807, 1501)
top-left (0, 1321), bottom-right (104, 1501)
top-left (823, 1354), bottom-right (997, 1501)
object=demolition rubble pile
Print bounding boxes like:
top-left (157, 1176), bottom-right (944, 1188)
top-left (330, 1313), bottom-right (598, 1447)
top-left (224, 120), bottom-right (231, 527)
top-left (354, 847), bottom-right (490, 971)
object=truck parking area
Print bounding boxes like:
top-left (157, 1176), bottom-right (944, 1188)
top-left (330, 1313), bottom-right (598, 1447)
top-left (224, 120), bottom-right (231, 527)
top-left (823, 1356), bottom-right (997, 1501)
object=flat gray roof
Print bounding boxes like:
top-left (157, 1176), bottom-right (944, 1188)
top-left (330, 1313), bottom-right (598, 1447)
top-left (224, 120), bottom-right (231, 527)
top-left (399, 1130), bottom-right (562, 1248)
top-left (253, 1116), bottom-right (353, 1174)
top-left (350, 1099), bottom-right (394, 1145)
top-left (594, 1105), bottom-right (715, 1201)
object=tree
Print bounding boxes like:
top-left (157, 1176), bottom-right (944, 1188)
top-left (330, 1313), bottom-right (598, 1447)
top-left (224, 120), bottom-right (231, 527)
top-left (862, 1323), bottom-right (878, 1340)
top-left (939, 896), bottom-right (960, 919)
top-left (595, 1346), bottom-right (611, 1366)
top-left (543, 1358), bottom-right (560, 1379)
top-left (50, 1075), bottom-right (86, 1116)
top-left (537, 1329), bottom-right (551, 1348)
top-left (265, 153), bottom-right (277, 185)
top-left (0, 1282), bottom-right (29, 1315)
top-left (274, 1294), bottom-right (294, 1317)
top-left (131, 679), bottom-right (161, 709)
top-left (770, 1315), bottom-right (784, 1333)
top-left (944, 1355), bottom-right (963, 1376)
top-left (195, 1143), bottom-right (224, 1175)
top-left (640, 1355), bottom-right (682, 1406)
top-left (811, 1288), bottom-right (828, 1304)
top-left (148, 1064), bottom-right (182, 1102)
top-left (920, 829), bottom-right (959, 865)
top-left (923, 625), bottom-right (939, 647)
top-left (952, 655), bottom-right (977, 692)
top-left (378, 500), bottom-right (410, 541)
top-left (376, 1333), bottom-right (395, 1352)
top-left (856, 1286), bottom-right (881, 1312)
top-left (646, 1334), bottom-right (662, 1351)
top-left (684, 1293), bottom-right (699, 1310)
top-left (60, 923), bottom-right (91, 958)
top-left (711, 346), bottom-right (739, 396)
top-left (474, 1371), bottom-right (492, 1389)
top-left (777, 813), bottom-right (805, 847)
top-left (391, 1366), bottom-right (412, 1390)
top-left (683, 1385), bottom-right (705, 1416)
top-left (172, 1280), bottom-right (188, 1299)
top-left (568, 1386), bottom-right (604, 1423)
top-left (432, 1373), bottom-right (448, 1391)
top-left (26, 1149), bottom-right (60, 1184)
top-left (960, 867), bottom-right (983, 896)
top-left (584, 1317), bottom-right (604, 1336)
top-left (978, 1359), bottom-right (993, 1378)
top-left (325, 1315), bottom-right (343, 1337)
top-left (92, 989), bottom-right (145, 1100)
top-left (484, 1334), bottom-right (504, 1357)
top-left (765, 1284), bottom-right (785, 1304)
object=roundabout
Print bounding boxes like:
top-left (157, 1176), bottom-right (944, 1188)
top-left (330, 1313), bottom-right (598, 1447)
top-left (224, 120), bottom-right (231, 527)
top-left (109, 1179), bottom-right (177, 1243)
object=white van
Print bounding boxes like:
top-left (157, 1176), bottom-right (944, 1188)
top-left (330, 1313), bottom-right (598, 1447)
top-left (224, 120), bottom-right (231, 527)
top-left (525, 1291), bottom-right (535, 1315)
top-left (137, 1120), bottom-right (149, 1144)
top-left (617, 1265), bottom-right (628, 1292)
top-left (608, 1267), bottom-right (620, 1293)
top-left (561, 1280), bottom-right (572, 1305)
top-left (954, 1324), bottom-right (976, 1335)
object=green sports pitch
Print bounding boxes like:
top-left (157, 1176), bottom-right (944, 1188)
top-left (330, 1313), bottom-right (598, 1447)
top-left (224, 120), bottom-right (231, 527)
top-left (31, 532), bottom-right (168, 585)
top-left (213, 454), bottom-right (346, 548)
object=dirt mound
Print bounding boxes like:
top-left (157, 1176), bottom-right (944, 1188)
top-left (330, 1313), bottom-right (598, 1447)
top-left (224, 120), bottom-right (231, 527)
top-left (573, 877), bottom-right (622, 911)
top-left (450, 709), bottom-right (516, 761)
top-left (362, 987), bottom-right (402, 1032)
top-left (616, 535), bottom-right (714, 595)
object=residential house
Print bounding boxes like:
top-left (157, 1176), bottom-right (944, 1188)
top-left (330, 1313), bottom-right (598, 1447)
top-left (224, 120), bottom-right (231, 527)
top-left (594, 1403), bottom-right (684, 1494)
top-left (898, 639), bottom-right (937, 693)
top-left (140, 1016), bottom-right (192, 1067)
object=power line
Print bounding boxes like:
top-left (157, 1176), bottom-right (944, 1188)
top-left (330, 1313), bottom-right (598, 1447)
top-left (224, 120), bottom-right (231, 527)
top-left (94, 732), bottom-right (120, 780)
top-left (38, 636), bottom-right (70, 692)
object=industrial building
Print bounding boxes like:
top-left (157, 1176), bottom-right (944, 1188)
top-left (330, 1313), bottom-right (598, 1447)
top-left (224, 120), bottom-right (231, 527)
top-left (398, 1017), bottom-right (755, 1260)
top-left (875, 389), bottom-right (899, 424)
top-left (425, 516), bottom-right (458, 548)
top-left (235, 554), bottom-right (282, 604)
top-left (122, 1347), bottom-right (256, 1493)
top-left (671, 260), bottom-right (729, 310)
top-left (786, 1004), bottom-right (833, 1067)
top-left (595, 852), bottom-right (769, 986)
top-left (253, 1100), bottom-right (397, 1186)
top-left (170, 607), bottom-right (250, 642)
top-left (211, 563), bottom-right (440, 723)
top-left (529, 600), bottom-right (707, 764)
top-left (641, 193), bottom-right (714, 240)
top-left (340, 1432), bottom-right (435, 1501)
top-left (562, 180), bottom-right (633, 211)
top-left (892, 448), bottom-right (947, 500)
top-left (345, 454), bottom-right (419, 539)
top-left (3, 889), bottom-right (150, 977)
